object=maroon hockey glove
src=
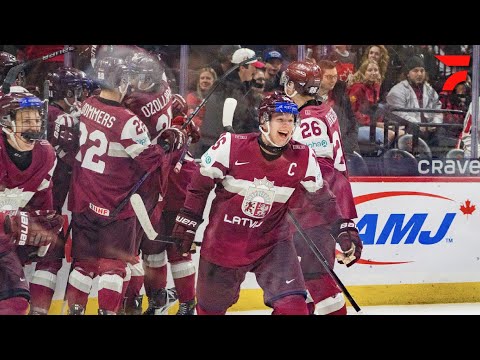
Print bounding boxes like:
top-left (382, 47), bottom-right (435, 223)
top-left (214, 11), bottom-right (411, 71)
top-left (53, 122), bottom-right (79, 153)
top-left (331, 219), bottom-right (363, 267)
top-left (171, 93), bottom-right (188, 117)
top-left (4, 210), bottom-right (64, 247)
top-left (172, 116), bottom-right (201, 144)
top-left (171, 209), bottom-right (202, 254)
top-left (159, 126), bottom-right (187, 153)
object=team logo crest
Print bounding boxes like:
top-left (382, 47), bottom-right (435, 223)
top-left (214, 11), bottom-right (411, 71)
top-left (0, 187), bottom-right (34, 210)
top-left (241, 177), bottom-right (276, 219)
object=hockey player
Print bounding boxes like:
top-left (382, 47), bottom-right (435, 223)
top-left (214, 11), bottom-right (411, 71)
top-left (0, 90), bottom-right (64, 314)
top-left (27, 66), bottom-right (91, 315)
top-left (283, 60), bottom-right (362, 315)
top-left (64, 55), bottom-right (186, 315)
top-left (171, 92), bottom-right (354, 315)
top-left (121, 51), bottom-right (199, 315)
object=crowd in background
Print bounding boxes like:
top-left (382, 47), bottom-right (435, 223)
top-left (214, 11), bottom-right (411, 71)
top-left (0, 44), bottom-right (476, 176)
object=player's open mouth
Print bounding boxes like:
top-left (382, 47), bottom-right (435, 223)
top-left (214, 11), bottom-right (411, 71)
top-left (278, 131), bottom-right (289, 139)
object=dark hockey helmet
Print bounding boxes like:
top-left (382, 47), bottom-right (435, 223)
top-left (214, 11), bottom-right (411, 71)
top-left (92, 56), bottom-right (129, 90)
top-left (46, 66), bottom-right (89, 101)
top-left (0, 51), bottom-right (25, 86)
top-left (0, 90), bottom-right (46, 139)
top-left (127, 52), bottom-right (165, 91)
top-left (258, 91), bottom-right (299, 126)
top-left (281, 60), bottom-right (323, 96)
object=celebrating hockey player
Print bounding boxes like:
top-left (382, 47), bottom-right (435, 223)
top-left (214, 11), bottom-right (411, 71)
top-left (27, 66), bottom-right (92, 315)
top-left (122, 51), bottom-right (199, 315)
top-left (0, 89), bottom-right (63, 315)
top-left (64, 53), bottom-right (185, 315)
top-left (171, 92), bottom-right (351, 315)
top-left (283, 60), bottom-right (362, 315)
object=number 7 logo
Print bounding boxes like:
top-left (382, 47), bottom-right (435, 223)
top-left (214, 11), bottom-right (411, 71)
top-left (435, 55), bottom-right (471, 91)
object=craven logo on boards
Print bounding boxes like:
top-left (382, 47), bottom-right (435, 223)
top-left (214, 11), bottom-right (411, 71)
top-left (418, 159), bottom-right (480, 175)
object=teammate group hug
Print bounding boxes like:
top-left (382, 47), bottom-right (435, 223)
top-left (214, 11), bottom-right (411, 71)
top-left (0, 45), bottom-right (362, 315)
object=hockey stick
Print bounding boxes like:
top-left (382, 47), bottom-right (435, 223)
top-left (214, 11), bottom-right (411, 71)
top-left (130, 193), bottom-right (201, 246)
top-left (173, 56), bottom-right (255, 172)
top-left (1, 46), bottom-right (76, 94)
top-left (222, 97), bottom-right (237, 133)
top-left (60, 170), bottom-right (151, 246)
top-left (43, 79), bottom-right (49, 140)
top-left (287, 210), bottom-right (362, 313)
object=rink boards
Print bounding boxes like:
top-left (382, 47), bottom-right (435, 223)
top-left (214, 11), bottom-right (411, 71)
top-left (34, 176), bottom-right (480, 313)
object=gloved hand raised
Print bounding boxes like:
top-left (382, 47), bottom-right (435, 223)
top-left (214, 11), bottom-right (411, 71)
top-left (171, 209), bottom-right (202, 255)
top-left (158, 126), bottom-right (187, 153)
top-left (172, 115), bottom-right (201, 144)
top-left (331, 219), bottom-right (363, 267)
top-left (4, 210), bottom-right (64, 247)
top-left (53, 121), bottom-right (79, 153)
top-left (171, 93), bottom-right (188, 117)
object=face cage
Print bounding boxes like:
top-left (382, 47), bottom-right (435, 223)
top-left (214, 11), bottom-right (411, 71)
top-left (1, 101), bottom-right (48, 141)
top-left (134, 73), bottom-right (156, 92)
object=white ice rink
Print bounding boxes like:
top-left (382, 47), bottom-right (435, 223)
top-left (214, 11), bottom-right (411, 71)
top-left (228, 302), bottom-right (480, 315)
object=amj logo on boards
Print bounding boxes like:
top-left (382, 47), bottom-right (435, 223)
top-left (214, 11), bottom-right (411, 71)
top-left (353, 191), bottom-right (458, 265)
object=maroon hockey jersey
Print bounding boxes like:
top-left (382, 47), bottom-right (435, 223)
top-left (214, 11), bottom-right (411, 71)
top-left (122, 82), bottom-right (173, 140)
top-left (123, 84), bottom-right (176, 212)
top-left (291, 102), bottom-right (357, 225)
top-left (68, 96), bottom-right (167, 219)
top-left (0, 135), bottom-right (57, 253)
top-left (184, 132), bottom-right (339, 267)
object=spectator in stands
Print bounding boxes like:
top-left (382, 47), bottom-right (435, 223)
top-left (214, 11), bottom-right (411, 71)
top-left (348, 59), bottom-right (397, 147)
top-left (440, 80), bottom-right (470, 141)
top-left (209, 45), bottom-right (241, 78)
top-left (386, 54), bottom-right (447, 157)
top-left (459, 98), bottom-right (479, 159)
top-left (263, 50), bottom-right (283, 93)
top-left (186, 67), bottom-right (217, 128)
top-left (359, 45), bottom-right (390, 101)
top-left (326, 45), bottom-right (357, 83)
top-left (317, 59), bottom-right (360, 155)
top-left (250, 63), bottom-right (266, 105)
top-left (197, 48), bottom-right (263, 157)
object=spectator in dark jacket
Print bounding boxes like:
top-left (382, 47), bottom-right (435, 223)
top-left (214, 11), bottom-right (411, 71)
top-left (196, 48), bottom-right (263, 157)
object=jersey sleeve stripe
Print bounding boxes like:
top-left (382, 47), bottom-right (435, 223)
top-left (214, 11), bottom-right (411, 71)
top-left (199, 165), bottom-right (224, 180)
top-left (108, 142), bottom-right (129, 158)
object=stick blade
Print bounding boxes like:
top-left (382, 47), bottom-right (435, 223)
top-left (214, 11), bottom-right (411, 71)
top-left (222, 97), bottom-right (237, 128)
top-left (130, 193), bottom-right (158, 240)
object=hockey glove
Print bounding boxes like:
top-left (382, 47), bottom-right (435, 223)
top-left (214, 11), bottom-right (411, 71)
top-left (4, 210), bottom-right (64, 247)
top-left (331, 219), bottom-right (363, 267)
top-left (172, 115), bottom-right (201, 144)
top-left (171, 209), bottom-right (203, 254)
top-left (53, 121), bottom-right (79, 153)
top-left (159, 126), bottom-right (187, 153)
top-left (171, 93), bottom-right (188, 117)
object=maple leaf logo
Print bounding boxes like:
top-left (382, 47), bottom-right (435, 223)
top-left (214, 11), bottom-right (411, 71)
top-left (460, 199), bottom-right (476, 216)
